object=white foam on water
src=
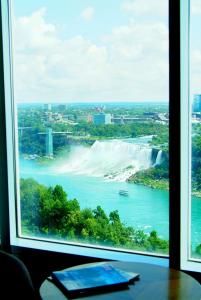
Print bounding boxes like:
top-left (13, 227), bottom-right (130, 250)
top-left (54, 140), bottom-right (156, 182)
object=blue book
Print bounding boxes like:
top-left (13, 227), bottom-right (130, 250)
top-left (51, 263), bottom-right (139, 298)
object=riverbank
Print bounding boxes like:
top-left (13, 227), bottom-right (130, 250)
top-left (128, 172), bottom-right (201, 198)
top-left (192, 190), bottom-right (201, 198)
top-left (127, 168), bottom-right (169, 191)
top-left (128, 176), bottom-right (169, 190)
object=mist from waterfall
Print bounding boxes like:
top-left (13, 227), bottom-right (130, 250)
top-left (55, 140), bottom-right (158, 181)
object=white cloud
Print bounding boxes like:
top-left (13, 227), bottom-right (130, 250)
top-left (81, 6), bottom-right (94, 22)
top-left (13, 8), bottom-right (169, 103)
top-left (122, 0), bottom-right (167, 16)
top-left (191, 50), bottom-right (201, 94)
top-left (192, 0), bottom-right (201, 15)
top-left (14, 7), bottom-right (58, 50)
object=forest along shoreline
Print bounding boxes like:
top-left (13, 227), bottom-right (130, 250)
top-left (126, 144), bottom-right (169, 191)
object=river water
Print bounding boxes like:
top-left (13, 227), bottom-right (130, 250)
top-left (19, 137), bottom-right (201, 251)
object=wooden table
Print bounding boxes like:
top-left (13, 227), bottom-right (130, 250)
top-left (40, 261), bottom-right (201, 300)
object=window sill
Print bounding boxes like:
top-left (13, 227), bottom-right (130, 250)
top-left (11, 236), bottom-right (169, 267)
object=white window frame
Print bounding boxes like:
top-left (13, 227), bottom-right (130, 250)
top-left (180, 0), bottom-right (201, 272)
top-left (1, 0), bottom-right (19, 242)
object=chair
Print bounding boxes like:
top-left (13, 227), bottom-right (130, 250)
top-left (0, 250), bottom-right (40, 299)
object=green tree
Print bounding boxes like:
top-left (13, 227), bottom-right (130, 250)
top-left (20, 178), bottom-right (169, 254)
top-left (20, 178), bottom-right (45, 230)
top-left (109, 210), bottom-right (120, 223)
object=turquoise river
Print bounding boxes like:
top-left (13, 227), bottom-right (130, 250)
top-left (19, 137), bottom-right (201, 252)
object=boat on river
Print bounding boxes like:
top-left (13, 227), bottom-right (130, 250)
top-left (119, 190), bottom-right (129, 196)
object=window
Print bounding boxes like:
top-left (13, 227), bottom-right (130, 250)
top-left (180, 0), bottom-right (201, 272)
top-left (190, 0), bottom-right (201, 262)
top-left (5, 0), bottom-right (170, 258)
top-left (1, 0), bottom-right (200, 272)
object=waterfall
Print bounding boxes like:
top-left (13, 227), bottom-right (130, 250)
top-left (55, 140), bottom-right (154, 182)
top-left (155, 150), bottom-right (163, 166)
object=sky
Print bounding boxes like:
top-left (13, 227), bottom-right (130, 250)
top-left (11, 0), bottom-right (201, 103)
top-left (190, 0), bottom-right (201, 100)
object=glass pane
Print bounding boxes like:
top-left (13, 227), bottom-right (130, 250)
top-left (12, 0), bottom-right (169, 255)
top-left (190, 0), bottom-right (201, 259)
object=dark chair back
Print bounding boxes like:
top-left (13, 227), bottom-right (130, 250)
top-left (0, 250), bottom-right (40, 299)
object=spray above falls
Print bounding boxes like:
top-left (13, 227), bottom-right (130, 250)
top-left (56, 140), bottom-right (163, 182)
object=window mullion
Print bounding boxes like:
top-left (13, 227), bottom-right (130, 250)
top-left (0, 0), bottom-right (11, 251)
top-left (169, 0), bottom-right (181, 269)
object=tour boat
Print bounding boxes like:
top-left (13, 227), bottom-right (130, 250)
top-left (119, 190), bottom-right (129, 196)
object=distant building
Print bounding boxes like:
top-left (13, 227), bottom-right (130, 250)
top-left (112, 117), bottom-right (124, 125)
top-left (93, 113), bottom-right (112, 125)
top-left (192, 112), bottom-right (201, 119)
top-left (87, 115), bottom-right (93, 123)
top-left (143, 112), bottom-right (158, 117)
top-left (53, 113), bottom-right (63, 122)
top-left (48, 113), bottom-right (54, 122)
top-left (44, 103), bottom-right (52, 111)
top-left (155, 113), bottom-right (169, 123)
top-left (123, 117), bottom-right (147, 124)
top-left (57, 104), bottom-right (68, 111)
top-left (93, 106), bottom-right (105, 112)
top-left (63, 114), bottom-right (76, 121)
top-left (192, 95), bottom-right (201, 112)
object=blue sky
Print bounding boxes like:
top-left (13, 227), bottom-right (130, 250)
top-left (13, 0), bottom-right (132, 43)
top-left (13, 0), bottom-right (201, 103)
top-left (190, 2), bottom-right (201, 99)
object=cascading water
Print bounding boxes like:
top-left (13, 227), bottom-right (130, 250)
top-left (55, 140), bottom-right (155, 182)
top-left (154, 150), bottom-right (163, 166)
